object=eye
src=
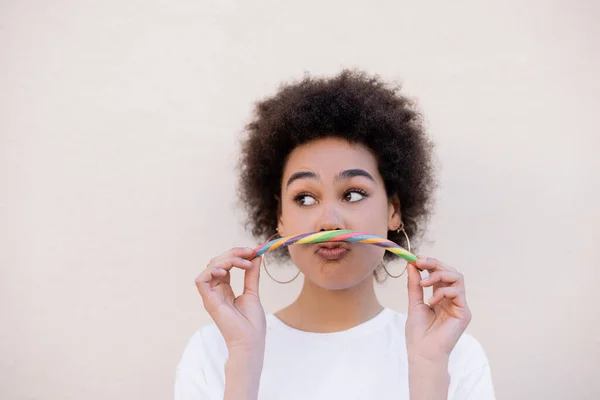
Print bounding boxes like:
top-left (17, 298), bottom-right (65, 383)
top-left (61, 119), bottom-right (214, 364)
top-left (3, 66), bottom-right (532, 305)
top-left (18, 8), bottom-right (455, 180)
top-left (344, 189), bottom-right (367, 203)
top-left (294, 194), bottom-right (317, 207)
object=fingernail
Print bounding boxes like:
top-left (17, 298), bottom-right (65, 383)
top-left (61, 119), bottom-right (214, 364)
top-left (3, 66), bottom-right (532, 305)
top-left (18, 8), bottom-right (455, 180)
top-left (421, 276), bottom-right (430, 282)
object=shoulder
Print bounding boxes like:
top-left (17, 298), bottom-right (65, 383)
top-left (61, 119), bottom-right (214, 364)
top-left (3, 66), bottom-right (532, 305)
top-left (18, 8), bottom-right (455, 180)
top-left (385, 309), bottom-right (489, 369)
top-left (176, 322), bottom-right (228, 375)
top-left (450, 332), bottom-right (490, 372)
top-left (448, 333), bottom-right (495, 399)
top-left (175, 323), bottom-right (229, 394)
top-left (175, 322), bottom-right (228, 398)
top-left (385, 309), bottom-right (494, 397)
top-left (445, 329), bottom-right (494, 398)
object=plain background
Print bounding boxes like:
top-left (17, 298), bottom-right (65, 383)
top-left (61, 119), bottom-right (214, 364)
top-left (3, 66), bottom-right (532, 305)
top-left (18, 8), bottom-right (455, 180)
top-left (1, 0), bottom-right (599, 399)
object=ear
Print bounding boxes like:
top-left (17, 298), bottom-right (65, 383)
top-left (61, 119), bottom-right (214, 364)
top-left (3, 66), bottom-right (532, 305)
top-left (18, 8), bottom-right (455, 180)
top-left (387, 194), bottom-right (401, 231)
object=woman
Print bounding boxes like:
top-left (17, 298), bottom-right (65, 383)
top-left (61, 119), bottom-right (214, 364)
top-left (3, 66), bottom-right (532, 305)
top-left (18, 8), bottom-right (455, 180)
top-left (175, 70), bottom-right (495, 399)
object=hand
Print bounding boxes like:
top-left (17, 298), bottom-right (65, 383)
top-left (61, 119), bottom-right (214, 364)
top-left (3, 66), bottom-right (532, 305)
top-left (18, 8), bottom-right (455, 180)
top-left (405, 256), bottom-right (472, 363)
top-left (195, 247), bottom-right (266, 353)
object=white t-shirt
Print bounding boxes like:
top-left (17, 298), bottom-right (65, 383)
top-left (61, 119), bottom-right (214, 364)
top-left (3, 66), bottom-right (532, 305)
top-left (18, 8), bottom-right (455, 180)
top-left (175, 308), bottom-right (495, 399)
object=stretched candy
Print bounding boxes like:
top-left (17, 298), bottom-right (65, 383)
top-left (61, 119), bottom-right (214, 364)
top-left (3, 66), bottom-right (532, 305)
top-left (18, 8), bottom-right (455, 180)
top-left (249, 230), bottom-right (417, 262)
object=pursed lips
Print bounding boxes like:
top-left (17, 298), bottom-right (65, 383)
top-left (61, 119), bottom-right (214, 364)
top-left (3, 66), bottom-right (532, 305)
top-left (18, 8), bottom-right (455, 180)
top-left (314, 242), bottom-right (351, 252)
top-left (314, 242), bottom-right (351, 260)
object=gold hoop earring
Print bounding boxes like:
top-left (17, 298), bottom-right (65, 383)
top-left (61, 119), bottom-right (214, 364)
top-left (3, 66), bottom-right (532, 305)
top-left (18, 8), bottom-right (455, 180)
top-left (261, 231), bottom-right (301, 284)
top-left (397, 223), bottom-right (411, 253)
top-left (262, 255), bottom-right (301, 284)
top-left (382, 223), bottom-right (411, 278)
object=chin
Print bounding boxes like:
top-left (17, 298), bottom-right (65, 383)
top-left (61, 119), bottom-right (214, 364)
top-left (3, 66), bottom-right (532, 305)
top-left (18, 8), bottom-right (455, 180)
top-left (307, 261), bottom-right (373, 290)
top-left (291, 249), bottom-right (379, 290)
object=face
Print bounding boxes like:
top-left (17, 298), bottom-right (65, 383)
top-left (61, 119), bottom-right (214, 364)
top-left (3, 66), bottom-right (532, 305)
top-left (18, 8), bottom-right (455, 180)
top-left (278, 137), bottom-right (401, 290)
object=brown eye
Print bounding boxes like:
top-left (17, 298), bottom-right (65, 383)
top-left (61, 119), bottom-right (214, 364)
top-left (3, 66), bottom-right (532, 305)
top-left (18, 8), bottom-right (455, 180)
top-left (295, 194), bottom-right (317, 206)
top-left (343, 190), bottom-right (366, 203)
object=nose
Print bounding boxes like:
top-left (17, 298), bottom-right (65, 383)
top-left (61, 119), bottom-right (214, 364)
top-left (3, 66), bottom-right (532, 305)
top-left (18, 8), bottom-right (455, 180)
top-left (317, 203), bottom-right (344, 232)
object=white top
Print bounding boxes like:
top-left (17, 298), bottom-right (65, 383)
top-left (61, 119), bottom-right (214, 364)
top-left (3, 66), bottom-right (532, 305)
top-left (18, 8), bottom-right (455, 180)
top-left (175, 308), bottom-right (495, 399)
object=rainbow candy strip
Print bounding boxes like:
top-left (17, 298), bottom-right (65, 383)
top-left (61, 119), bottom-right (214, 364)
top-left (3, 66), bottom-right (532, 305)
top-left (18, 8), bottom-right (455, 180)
top-left (249, 230), bottom-right (417, 262)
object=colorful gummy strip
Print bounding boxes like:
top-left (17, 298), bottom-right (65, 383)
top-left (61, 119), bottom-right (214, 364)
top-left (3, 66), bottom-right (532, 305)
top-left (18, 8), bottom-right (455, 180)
top-left (249, 230), bottom-right (417, 262)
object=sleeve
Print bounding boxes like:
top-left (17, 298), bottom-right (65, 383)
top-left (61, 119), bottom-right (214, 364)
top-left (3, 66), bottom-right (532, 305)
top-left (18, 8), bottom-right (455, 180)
top-left (452, 362), bottom-right (495, 400)
top-left (450, 336), bottom-right (496, 400)
top-left (174, 328), bottom-right (225, 400)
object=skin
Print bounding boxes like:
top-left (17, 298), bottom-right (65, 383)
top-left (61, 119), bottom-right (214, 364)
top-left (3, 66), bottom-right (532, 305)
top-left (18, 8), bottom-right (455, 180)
top-left (195, 137), bottom-right (471, 400)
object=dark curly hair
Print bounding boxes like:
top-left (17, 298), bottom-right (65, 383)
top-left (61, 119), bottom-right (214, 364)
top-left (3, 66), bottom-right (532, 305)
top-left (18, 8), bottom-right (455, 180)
top-left (237, 69), bottom-right (436, 264)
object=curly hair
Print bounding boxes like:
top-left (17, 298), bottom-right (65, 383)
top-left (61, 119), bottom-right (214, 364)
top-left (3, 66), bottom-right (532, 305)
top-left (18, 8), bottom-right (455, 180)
top-left (237, 69), bottom-right (436, 263)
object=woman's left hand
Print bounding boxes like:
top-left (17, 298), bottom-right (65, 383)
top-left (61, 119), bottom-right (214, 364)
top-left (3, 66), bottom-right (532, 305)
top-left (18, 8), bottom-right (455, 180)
top-left (405, 256), bottom-right (472, 364)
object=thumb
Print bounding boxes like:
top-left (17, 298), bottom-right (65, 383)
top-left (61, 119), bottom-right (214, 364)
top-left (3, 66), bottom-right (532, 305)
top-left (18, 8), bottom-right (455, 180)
top-left (407, 262), bottom-right (424, 307)
top-left (243, 256), bottom-right (262, 297)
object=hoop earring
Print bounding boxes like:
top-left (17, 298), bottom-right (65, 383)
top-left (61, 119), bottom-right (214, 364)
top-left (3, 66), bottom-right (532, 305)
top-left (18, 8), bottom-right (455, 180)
top-left (261, 231), bottom-right (301, 284)
top-left (397, 222), bottom-right (411, 253)
top-left (382, 223), bottom-right (411, 279)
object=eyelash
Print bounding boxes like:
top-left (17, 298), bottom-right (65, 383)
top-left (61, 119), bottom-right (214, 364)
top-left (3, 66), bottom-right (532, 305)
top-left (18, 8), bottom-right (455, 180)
top-left (292, 188), bottom-right (369, 206)
top-left (344, 188), bottom-right (368, 199)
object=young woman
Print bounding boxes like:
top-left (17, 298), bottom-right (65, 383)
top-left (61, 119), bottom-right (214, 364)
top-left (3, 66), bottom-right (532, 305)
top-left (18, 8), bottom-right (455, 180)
top-left (175, 70), bottom-right (495, 399)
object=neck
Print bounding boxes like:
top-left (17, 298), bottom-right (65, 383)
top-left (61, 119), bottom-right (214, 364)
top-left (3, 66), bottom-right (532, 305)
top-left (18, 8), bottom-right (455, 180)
top-left (275, 274), bottom-right (383, 333)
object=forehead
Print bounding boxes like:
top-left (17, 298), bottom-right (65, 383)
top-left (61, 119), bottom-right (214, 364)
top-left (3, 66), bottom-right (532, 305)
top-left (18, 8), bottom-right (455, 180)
top-left (283, 137), bottom-right (379, 177)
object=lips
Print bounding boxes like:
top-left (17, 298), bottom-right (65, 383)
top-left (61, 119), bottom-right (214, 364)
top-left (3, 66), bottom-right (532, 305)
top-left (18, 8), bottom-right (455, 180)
top-left (316, 242), bottom-right (349, 250)
top-left (315, 242), bottom-right (350, 260)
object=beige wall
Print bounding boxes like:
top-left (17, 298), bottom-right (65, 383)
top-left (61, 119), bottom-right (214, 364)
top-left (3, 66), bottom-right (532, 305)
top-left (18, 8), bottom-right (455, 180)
top-left (1, 1), bottom-right (599, 399)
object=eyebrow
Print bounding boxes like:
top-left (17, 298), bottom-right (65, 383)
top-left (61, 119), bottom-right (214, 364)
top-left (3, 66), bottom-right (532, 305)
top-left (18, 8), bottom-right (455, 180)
top-left (285, 168), bottom-right (375, 189)
top-left (335, 168), bottom-right (375, 182)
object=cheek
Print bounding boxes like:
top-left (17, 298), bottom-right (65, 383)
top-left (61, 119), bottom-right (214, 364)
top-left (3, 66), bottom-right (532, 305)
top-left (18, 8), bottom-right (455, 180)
top-left (287, 245), bottom-right (313, 273)
top-left (281, 205), bottom-right (317, 234)
top-left (353, 200), bottom-right (390, 234)
top-left (358, 244), bottom-right (386, 267)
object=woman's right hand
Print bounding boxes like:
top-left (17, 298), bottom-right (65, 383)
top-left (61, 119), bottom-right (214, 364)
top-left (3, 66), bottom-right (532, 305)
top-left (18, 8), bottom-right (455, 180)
top-left (195, 247), bottom-right (266, 353)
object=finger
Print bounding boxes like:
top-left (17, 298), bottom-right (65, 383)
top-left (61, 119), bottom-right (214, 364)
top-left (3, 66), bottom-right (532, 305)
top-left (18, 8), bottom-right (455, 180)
top-left (212, 256), bottom-right (253, 272)
top-left (428, 287), bottom-right (466, 308)
top-left (209, 247), bottom-right (255, 267)
top-left (243, 256), bottom-right (262, 297)
top-left (420, 270), bottom-right (464, 288)
top-left (196, 247), bottom-right (256, 298)
top-left (212, 267), bottom-right (227, 278)
top-left (195, 267), bottom-right (217, 298)
top-left (210, 268), bottom-right (230, 288)
top-left (231, 247), bottom-right (257, 260)
top-left (415, 256), bottom-right (456, 273)
top-left (406, 262), bottom-right (424, 307)
top-left (195, 265), bottom-right (231, 297)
